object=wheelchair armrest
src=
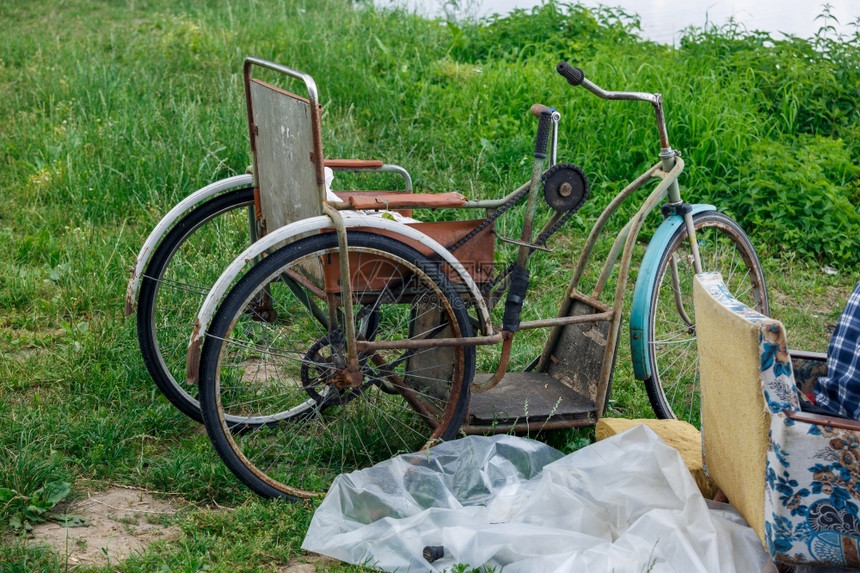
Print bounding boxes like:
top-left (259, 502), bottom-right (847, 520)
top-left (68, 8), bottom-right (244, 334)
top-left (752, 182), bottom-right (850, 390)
top-left (784, 410), bottom-right (860, 431)
top-left (323, 160), bottom-right (413, 192)
top-left (323, 159), bottom-right (384, 169)
top-left (342, 192), bottom-right (467, 210)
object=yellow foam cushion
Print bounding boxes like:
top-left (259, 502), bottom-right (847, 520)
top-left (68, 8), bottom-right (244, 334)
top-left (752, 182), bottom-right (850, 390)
top-left (596, 418), bottom-right (719, 500)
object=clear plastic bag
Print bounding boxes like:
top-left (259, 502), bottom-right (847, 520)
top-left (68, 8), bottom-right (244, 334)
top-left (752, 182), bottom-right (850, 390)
top-left (303, 425), bottom-right (772, 572)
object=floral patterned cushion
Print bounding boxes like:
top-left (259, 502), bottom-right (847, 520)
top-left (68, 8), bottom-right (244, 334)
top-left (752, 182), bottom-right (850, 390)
top-left (792, 354), bottom-right (828, 398)
top-left (766, 420), bottom-right (860, 566)
top-left (696, 272), bottom-right (860, 567)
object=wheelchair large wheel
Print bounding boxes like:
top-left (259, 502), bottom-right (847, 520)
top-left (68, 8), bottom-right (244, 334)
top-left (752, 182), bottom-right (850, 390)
top-left (645, 211), bottom-right (768, 424)
top-left (137, 187), bottom-right (255, 423)
top-left (198, 231), bottom-right (475, 499)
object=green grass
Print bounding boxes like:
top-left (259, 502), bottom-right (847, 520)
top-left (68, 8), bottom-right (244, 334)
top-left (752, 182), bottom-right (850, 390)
top-left (0, 0), bottom-right (857, 570)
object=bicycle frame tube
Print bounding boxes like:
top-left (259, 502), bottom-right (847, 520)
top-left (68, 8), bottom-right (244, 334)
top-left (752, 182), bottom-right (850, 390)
top-left (461, 182), bottom-right (530, 210)
top-left (536, 158), bottom-right (686, 414)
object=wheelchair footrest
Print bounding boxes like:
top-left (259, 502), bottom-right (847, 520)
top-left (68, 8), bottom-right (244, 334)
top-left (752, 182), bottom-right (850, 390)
top-left (466, 371), bottom-right (596, 427)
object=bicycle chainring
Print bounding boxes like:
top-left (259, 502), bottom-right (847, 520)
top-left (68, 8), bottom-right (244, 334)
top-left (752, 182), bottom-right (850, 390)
top-left (542, 163), bottom-right (590, 213)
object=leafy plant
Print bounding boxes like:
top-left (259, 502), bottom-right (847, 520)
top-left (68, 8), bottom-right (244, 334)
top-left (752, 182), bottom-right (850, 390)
top-left (731, 135), bottom-right (860, 264)
top-left (0, 481), bottom-right (88, 534)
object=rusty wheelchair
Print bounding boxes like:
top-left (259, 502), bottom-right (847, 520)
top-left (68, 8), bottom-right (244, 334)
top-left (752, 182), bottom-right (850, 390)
top-left (127, 57), bottom-right (768, 499)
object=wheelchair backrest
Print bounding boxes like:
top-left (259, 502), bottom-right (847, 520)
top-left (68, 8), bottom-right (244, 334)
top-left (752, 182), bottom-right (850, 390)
top-left (245, 58), bottom-right (326, 233)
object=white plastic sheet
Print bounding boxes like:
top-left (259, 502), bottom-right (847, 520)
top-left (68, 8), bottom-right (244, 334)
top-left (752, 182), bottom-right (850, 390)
top-left (303, 425), bottom-right (773, 572)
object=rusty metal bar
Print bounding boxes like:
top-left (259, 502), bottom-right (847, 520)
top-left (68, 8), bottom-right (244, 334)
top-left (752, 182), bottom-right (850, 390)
top-left (494, 233), bottom-right (552, 252)
top-left (356, 332), bottom-right (503, 352)
top-left (535, 210), bottom-right (563, 241)
top-left (322, 203), bottom-right (361, 384)
top-left (592, 218), bottom-right (633, 299)
top-left (462, 415), bottom-right (597, 435)
top-left (461, 181), bottom-right (530, 210)
top-left (282, 268), bottom-right (326, 300)
top-left (243, 60), bottom-right (260, 190)
top-left (470, 334), bottom-right (514, 393)
top-left (518, 310), bottom-right (614, 331)
top-left (668, 254), bottom-right (694, 325)
top-left (682, 209), bottom-right (703, 274)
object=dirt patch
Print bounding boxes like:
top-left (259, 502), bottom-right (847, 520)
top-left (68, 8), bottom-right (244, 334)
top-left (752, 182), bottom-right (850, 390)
top-left (277, 554), bottom-right (341, 572)
top-left (240, 356), bottom-right (296, 384)
top-left (30, 486), bottom-right (182, 566)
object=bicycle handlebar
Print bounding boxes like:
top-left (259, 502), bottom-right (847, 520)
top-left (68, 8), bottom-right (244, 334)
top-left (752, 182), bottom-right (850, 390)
top-left (556, 62), bottom-right (584, 86)
top-left (557, 61), bottom-right (659, 105)
top-left (556, 61), bottom-right (672, 151)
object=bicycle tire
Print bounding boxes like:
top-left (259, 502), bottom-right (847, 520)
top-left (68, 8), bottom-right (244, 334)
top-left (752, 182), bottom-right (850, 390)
top-left (644, 211), bottom-right (768, 423)
top-left (137, 187), bottom-right (255, 423)
top-left (198, 231), bottom-right (475, 499)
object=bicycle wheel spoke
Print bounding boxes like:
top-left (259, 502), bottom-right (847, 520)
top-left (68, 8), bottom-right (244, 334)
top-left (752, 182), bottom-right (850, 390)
top-left (199, 232), bottom-right (474, 498)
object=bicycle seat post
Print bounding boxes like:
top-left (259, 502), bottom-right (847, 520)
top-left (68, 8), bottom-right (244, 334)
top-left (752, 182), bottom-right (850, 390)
top-left (499, 107), bottom-right (554, 334)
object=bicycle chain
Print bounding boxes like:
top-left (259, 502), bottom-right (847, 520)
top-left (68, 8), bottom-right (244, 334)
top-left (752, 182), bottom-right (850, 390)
top-left (446, 184), bottom-right (531, 254)
top-left (479, 204), bottom-right (581, 298)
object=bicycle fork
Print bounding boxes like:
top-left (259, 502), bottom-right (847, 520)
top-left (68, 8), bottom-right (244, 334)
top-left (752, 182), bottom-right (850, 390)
top-left (661, 202), bottom-right (698, 328)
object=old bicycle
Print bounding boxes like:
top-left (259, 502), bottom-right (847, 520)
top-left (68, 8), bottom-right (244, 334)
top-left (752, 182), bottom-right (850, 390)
top-left (127, 57), bottom-right (768, 499)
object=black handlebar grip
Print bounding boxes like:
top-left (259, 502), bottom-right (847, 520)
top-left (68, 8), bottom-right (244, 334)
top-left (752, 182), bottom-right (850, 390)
top-left (534, 110), bottom-right (552, 159)
top-left (502, 265), bottom-right (530, 332)
top-left (557, 62), bottom-right (585, 86)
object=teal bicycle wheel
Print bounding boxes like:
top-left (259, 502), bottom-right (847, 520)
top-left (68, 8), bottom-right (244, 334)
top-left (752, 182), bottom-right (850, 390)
top-left (644, 211), bottom-right (768, 424)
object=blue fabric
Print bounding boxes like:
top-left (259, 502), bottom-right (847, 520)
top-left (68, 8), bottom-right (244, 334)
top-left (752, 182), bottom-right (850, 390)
top-left (815, 281), bottom-right (860, 419)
